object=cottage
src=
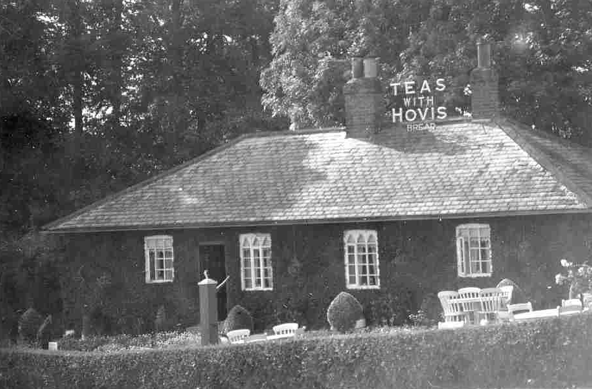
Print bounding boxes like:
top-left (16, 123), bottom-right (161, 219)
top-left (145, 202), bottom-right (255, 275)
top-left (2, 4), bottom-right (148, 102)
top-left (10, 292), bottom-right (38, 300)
top-left (44, 41), bottom-right (592, 333)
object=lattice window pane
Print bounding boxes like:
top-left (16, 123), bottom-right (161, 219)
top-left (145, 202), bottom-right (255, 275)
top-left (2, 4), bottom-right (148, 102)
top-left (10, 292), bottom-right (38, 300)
top-left (345, 230), bottom-right (379, 288)
top-left (240, 233), bottom-right (272, 290)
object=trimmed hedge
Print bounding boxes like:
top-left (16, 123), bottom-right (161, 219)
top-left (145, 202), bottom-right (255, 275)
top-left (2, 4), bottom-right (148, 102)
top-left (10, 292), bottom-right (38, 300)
top-left (3, 313), bottom-right (592, 389)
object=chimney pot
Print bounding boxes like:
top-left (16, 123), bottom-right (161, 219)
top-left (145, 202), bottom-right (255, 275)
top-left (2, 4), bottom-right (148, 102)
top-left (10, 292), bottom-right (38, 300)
top-left (363, 57), bottom-right (378, 78)
top-left (343, 57), bottom-right (383, 138)
top-left (477, 38), bottom-right (491, 69)
top-left (352, 58), bottom-right (364, 79)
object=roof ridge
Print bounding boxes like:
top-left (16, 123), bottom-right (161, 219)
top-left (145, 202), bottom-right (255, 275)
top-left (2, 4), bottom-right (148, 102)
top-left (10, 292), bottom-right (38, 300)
top-left (495, 118), bottom-right (592, 208)
top-left (249, 127), bottom-right (345, 137)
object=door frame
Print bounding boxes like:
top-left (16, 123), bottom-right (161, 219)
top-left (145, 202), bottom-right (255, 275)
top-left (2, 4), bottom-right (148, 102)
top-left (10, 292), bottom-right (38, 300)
top-left (197, 241), bottom-right (226, 279)
top-left (197, 242), bottom-right (228, 320)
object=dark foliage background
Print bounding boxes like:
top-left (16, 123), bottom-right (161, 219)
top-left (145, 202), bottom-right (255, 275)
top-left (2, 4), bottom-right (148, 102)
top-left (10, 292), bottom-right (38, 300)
top-left (1, 0), bottom-right (591, 338)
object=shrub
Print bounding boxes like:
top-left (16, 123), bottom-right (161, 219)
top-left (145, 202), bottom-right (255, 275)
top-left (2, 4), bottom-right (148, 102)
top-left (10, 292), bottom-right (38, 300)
top-left (4, 313), bottom-right (592, 389)
top-left (366, 291), bottom-right (412, 327)
top-left (17, 308), bottom-right (43, 345)
top-left (57, 330), bottom-right (197, 352)
top-left (409, 293), bottom-right (441, 327)
top-left (496, 278), bottom-right (528, 304)
top-left (221, 305), bottom-right (253, 334)
top-left (326, 292), bottom-right (363, 333)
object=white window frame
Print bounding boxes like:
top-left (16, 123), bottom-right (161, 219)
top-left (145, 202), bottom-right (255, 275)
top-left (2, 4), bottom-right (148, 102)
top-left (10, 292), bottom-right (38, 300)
top-left (240, 233), bottom-right (273, 291)
top-left (144, 235), bottom-right (175, 284)
top-left (344, 230), bottom-right (380, 289)
top-left (456, 224), bottom-right (492, 278)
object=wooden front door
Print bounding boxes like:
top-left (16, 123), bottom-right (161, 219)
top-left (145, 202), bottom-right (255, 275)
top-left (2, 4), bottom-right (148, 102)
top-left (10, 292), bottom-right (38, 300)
top-left (198, 244), bottom-right (227, 320)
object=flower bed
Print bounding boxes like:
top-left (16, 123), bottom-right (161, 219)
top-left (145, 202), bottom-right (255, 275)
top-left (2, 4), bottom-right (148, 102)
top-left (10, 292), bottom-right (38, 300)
top-left (56, 331), bottom-right (201, 352)
top-left (2, 314), bottom-right (592, 389)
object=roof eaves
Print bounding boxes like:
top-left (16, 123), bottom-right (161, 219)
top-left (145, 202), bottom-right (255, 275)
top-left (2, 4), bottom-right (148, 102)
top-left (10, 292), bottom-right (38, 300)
top-left (495, 117), bottom-right (592, 208)
top-left (42, 208), bottom-right (592, 234)
top-left (42, 132), bottom-right (261, 232)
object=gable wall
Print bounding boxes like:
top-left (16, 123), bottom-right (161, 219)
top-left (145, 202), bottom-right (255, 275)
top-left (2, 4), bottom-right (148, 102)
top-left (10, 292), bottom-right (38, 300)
top-left (54, 213), bottom-right (592, 334)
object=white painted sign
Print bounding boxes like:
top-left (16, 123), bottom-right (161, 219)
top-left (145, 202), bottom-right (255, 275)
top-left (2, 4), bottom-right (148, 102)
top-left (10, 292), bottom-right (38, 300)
top-left (391, 79), bottom-right (448, 130)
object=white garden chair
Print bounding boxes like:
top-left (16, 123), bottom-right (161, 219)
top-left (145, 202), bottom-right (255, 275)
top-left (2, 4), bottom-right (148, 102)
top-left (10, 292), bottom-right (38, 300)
top-left (478, 288), bottom-right (504, 324)
top-left (437, 291), bottom-right (468, 323)
top-left (245, 333), bottom-right (268, 343)
top-left (499, 285), bottom-right (514, 307)
top-left (558, 304), bottom-right (583, 316)
top-left (272, 323), bottom-right (299, 337)
top-left (437, 321), bottom-right (466, 330)
top-left (562, 298), bottom-right (583, 308)
top-left (496, 285), bottom-right (515, 321)
top-left (226, 329), bottom-right (250, 344)
top-left (458, 287), bottom-right (481, 324)
top-left (507, 302), bottom-right (533, 321)
top-left (558, 299), bottom-right (583, 316)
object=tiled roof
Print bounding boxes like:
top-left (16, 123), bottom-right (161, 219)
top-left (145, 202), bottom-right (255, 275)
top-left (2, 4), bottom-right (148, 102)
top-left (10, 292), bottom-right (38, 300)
top-left (44, 118), bottom-right (592, 232)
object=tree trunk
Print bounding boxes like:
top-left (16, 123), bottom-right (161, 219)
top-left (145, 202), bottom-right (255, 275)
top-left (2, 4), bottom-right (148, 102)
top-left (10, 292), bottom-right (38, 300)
top-left (70, 0), bottom-right (84, 140)
top-left (107, 0), bottom-right (123, 133)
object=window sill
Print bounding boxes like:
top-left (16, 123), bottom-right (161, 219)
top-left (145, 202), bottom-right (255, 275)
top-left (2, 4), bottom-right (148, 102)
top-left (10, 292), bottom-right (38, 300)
top-left (243, 288), bottom-right (274, 292)
top-left (346, 285), bottom-right (380, 290)
top-left (458, 273), bottom-right (492, 278)
top-left (146, 279), bottom-right (174, 284)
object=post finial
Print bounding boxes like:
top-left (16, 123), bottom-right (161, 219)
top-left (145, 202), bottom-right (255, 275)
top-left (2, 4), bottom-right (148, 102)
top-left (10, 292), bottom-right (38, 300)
top-left (204, 270), bottom-right (209, 279)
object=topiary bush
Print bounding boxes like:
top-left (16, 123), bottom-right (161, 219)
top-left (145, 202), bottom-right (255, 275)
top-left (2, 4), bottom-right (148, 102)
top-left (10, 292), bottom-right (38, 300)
top-left (327, 292), bottom-right (363, 333)
top-left (496, 278), bottom-right (528, 304)
top-left (222, 305), bottom-right (253, 334)
top-left (18, 307), bottom-right (44, 345)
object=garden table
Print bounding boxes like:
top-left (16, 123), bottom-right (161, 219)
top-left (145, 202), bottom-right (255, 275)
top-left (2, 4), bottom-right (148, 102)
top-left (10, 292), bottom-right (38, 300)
top-left (513, 308), bottom-right (588, 322)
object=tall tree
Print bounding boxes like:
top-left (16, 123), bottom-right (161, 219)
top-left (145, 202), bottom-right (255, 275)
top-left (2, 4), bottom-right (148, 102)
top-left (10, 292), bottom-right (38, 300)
top-left (401, 0), bottom-right (592, 144)
top-left (261, 0), bottom-right (432, 128)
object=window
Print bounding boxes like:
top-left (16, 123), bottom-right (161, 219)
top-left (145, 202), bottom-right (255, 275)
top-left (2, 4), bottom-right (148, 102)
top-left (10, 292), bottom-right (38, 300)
top-left (144, 235), bottom-right (174, 283)
top-left (344, 230), bottom-right (380, 289)
top-left (240, 233), bottom-right (273, 291)
top-left (456, 224), bottom-right (492, 277)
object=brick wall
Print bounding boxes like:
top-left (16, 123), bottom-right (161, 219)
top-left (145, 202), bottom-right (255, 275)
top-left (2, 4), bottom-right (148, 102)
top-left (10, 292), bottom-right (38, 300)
top-left (470, 39), bottom-right (499, 119)
top-left (343, 60), bottom-right (384, 138)
top-left (54, 213), bottom-right (592, 334)
top-left (470, 67), bottom-right (499, 119)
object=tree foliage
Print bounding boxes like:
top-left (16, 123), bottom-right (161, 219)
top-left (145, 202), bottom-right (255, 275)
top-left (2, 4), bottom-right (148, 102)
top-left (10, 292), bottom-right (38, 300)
top-left (0, 0), bottom-right (282, 337)
top-left (261, 0), bottom-right (431, 128)
top-left (401, 0), bottom-right (592, 144)
top-left (263, 0), bottom-right (592, 144)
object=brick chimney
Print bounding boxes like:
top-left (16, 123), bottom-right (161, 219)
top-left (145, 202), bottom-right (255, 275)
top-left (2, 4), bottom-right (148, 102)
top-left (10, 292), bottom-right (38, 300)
top-left (343, 57), bottom-right (384, 138)
top-left (470, 38), bottom-right (499, 120)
